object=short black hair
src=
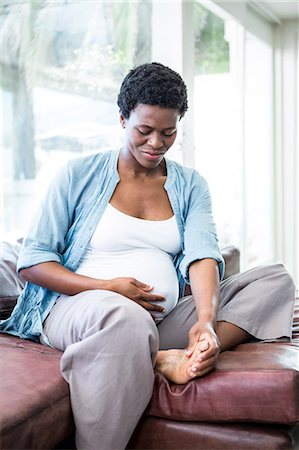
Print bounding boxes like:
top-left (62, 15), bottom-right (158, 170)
top-left (117, 62), bottom-right (188, 119)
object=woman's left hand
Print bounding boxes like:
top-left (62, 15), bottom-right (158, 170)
top-left (185, 321), bottom-right (220, 376)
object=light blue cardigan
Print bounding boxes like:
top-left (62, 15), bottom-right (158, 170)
top-left (0, 149), bottom-right (224, 341)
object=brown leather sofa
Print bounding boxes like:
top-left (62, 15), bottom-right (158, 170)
top-left (0, 242), bottom-right (298, 450)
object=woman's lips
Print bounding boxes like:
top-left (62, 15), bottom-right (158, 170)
top-left (142, 151), bottom-right (164, 161)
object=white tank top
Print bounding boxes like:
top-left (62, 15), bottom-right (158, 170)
top-left (75, 203), bottom-right (182, 321)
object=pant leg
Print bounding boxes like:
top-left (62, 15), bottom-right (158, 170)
top-left (217, 263), bottom-right (295, 341)
top-left (42, 290), bottom-right (159, 450)
top-left (158, 263), bottom-right (295, 349)
top-left (157, 295), bottom-right (196, 350)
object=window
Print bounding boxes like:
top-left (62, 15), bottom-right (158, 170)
top-left (1, 0), bottom-right (297, 285)
top-left (0, 1), bottom-right (151, 237)
top-left (193, 1), bottom-right (274, 269)
top-left (243, 30), bottom-right (273, 267)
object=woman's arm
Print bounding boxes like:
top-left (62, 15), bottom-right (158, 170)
top-left (186, 258), bottom-right (220, 375)
top-left (189, 258), bottom-right (219, 325)
top-left (20, 262), bottom-right (165, 313)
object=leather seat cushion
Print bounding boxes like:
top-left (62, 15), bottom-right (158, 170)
top-left (148, 341), bottom-right (299, 425)
top-left (0, 333), bottom-right (74, 450)
top-left (0, 325), bottom-right (298, 448)
top-left (128, 416), bottom-right (298, 450)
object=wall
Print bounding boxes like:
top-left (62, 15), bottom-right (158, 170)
top-left (274, 19), bottom-right (299, 287)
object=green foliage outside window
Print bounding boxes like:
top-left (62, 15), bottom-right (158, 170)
top-left (0, 0), bottom-right (151, 180)
top-left (194, 2), bottom-right (230, 75)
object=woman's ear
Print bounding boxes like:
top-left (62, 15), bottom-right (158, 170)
top-left (119, 114), bottom-right (126, 129)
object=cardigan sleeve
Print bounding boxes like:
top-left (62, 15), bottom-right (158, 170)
top-left (179, 170), bottom-right (225, 283)
top-left (17, 163), bottom-right (72, 272)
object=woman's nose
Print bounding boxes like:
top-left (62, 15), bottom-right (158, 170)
top-left (148, 132), bottom-right (163, 149)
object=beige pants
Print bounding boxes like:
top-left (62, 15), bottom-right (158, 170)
top-left (42, 264), bottom-right (295, 450)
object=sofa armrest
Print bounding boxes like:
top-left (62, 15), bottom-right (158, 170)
top-left (183, 245), bottom-right (240, 296)
top-left (0, 240), bottom-right (25, 320)
top-left (221, 245), bottom-right (240, 280)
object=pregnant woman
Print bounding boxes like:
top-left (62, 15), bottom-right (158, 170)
top-left (0, 62), bottom-right (295, 450)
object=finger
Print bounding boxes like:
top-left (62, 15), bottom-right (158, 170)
top-left (143, 293), bottom-right (165, 302)
top-left (198, 339), bottom-right (210, 352)
top-left (185, 347), bottom-right (195, 357)
top-left (195, 335), bottom-right (219, 359)
top-left (133, 280), bottom-right (154, 291)
top-left (135, 292), bottom-right (165, 307)
top-left (150, 314), bottom-right (159, 323)
top-left (192, 366), bottom-right (214, 378)
top-left (197, 351), bottom-right (217, 362)
top-left (135, 299), bottom-right (165, 313)
top-left (196, 344), bottom-right (219, 362)
top-left (189, 355), bottom-right (217, 376)
top-left (195, 340), bottom-right (212, 358)
top-left (133, 282), bottom-right (165, 301)
top-left (201, 347), bottom-right (219, 360)
top-left (191, 354), bottom-right (216, 370)
top-left (185, 337), bottom-right (198, 357)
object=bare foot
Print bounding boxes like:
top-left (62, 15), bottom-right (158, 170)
top-left (155, 340), bottom-right (209, 384)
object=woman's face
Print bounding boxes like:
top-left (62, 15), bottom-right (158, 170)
top-left (120, 103), bottom-right (180, 169)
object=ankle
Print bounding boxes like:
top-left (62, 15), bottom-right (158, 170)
top-left (155, 350), bottom-right (167, 369)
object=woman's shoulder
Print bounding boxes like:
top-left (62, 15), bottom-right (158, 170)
top-left (166, 158), bottom-right (208, 189)
top-left (48, 149), bottom-right (118, 195)
top-left (67, 149), bottom-right (117, 176)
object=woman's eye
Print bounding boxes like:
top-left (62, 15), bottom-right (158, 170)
top-left (163, 130), bottom-right (176, 137)
top-left (137, 129), bottom-right (150, 135)
top-left (137, 128), bottom-right (176, 137)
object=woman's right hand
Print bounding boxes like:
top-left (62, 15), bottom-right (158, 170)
top-left (20, 262), bottom-right (165, 315)
top-left (107, 277), bottom-right (165, 313)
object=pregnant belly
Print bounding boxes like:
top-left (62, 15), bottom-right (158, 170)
top-left (76, 249), bottom-right (179, 320)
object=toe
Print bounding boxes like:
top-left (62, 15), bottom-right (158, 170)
top-left (198, 340), bottom-right (209, 352)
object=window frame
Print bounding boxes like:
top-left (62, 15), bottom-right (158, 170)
top-left (152, 0), bottom-right (298, 286)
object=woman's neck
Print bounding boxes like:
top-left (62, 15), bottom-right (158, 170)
top-left (118, 147), bottom-right (166, 179)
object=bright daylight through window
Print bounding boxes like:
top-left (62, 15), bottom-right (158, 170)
top-left (1, 0), bottom-right (151, 236)
top-left (194, 1), bottom-right (273, 270)
top-left (0, 0), bottom-right (289, 278)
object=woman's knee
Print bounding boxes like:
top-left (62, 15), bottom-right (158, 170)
top-left (273, 264), bottom-right (296, 295)
top-left (239, 263), bottom-right (294, 288)
top-left (83, 292), bottom-right (158, 335)
top-left (260, 263), bottom-right (295, 289)
top-left (83, 295), bottom-right (159, 356)
top-left (115, 298), bottom-right (158, 332)
top-left (43, 290), bottom-right (159, 351)
top-left (241, 264), bottom-right (296, 306)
